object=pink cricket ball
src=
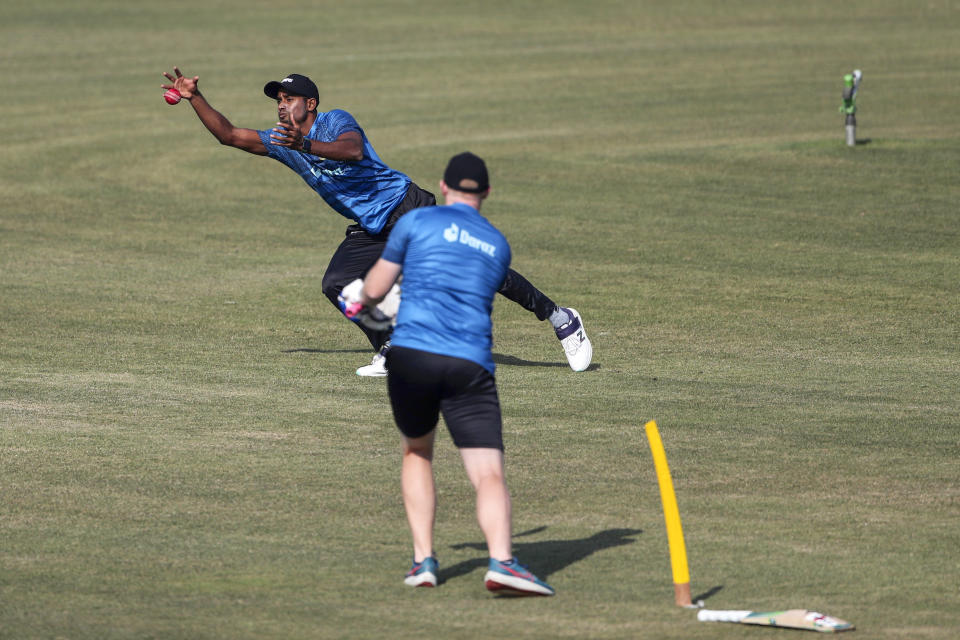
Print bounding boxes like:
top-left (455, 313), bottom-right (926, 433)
top-left (164, 88), bottom-right (182, 105)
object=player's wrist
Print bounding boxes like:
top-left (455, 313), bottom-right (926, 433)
top-left (301, 137), bottom-right (312, 153)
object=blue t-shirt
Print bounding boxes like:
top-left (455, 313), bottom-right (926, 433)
top-left (257, 109), bottom-right (411, 234)
top-left (381, 203), bottom-right (511, 373)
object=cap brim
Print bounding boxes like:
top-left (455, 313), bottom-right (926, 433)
top-left (263, 81), bottom-right (283, 99)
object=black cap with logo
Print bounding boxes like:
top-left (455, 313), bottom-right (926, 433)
top-left (263, 74), bottom-right (319, 101)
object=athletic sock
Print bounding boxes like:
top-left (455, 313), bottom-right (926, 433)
top-left (548, 307), bottom-right (570, 330)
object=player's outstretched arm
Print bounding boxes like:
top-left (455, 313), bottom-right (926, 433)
top-left (161, 66), bottom-right (267, 156)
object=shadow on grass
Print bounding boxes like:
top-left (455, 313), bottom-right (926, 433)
top-left (493, 353), bottom-right (601, 371)
top-left (282, 348), bottom-right (370, 354)
top-left (282, 349), bottom-right (602, 372)
top-left (693, 584), bottom-right (724, 604)
top-left (493, 353), bottom-right (566, 368)
top-left (441, 527), bottom-right (642, 584)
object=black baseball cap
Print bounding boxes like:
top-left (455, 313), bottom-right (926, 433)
top-left (263, 73), bottom-right (319, 101)
top-left (444, 152), bottom-right (490, 193)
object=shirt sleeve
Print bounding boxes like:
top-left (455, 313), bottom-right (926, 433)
top-left (257, 129), bottom-right (289, 162)
top-left (323, 109), bottom-right (362, 140)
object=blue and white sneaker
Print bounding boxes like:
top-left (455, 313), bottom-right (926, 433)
top-left (484, 558), bottom-right (554, 596)
top-left (404, 556), bottom-right (438, 587)
top-left (555, 308), bottom-right (592, 372)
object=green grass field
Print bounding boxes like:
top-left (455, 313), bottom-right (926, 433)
top-left (2, 1), bottom-right (958, 638)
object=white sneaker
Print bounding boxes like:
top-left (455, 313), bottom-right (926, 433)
top-left (555, 308), bottom-right (592, 372)
top-left (356, 344), bottom-right (389, 377)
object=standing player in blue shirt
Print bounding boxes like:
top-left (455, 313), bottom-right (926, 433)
top-left (346, 152), bottom-right (554, 596)
top-left (160, 68), bottom-right (591, 376)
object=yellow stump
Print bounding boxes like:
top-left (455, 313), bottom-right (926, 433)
top-left (644, 420), bottom-right (692, 607)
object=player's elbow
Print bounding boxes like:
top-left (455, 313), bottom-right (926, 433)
top-left (220, 131), bottom-right (244, 148)
top-left (344, 137), bottom-right (364, 162)
top-left (336, 131), bottom-right (364, 162)
top-left (219, 134), bottom-right (257, 154)
top-left (212, 130), bottom-right (235, 147)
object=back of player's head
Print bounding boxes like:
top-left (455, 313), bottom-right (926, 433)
top-left (444, 152), bottom-right (489, 194)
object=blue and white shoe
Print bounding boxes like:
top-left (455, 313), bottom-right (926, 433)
top-left (404, 556), bottom-right (438, 587)
top-left (484, 558), bottom-right (554, 596)
top-left (555, 308), bottom-right (592, 372)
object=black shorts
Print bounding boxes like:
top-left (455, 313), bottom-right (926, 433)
top-left (322, 183), bottom-right (436, 350)
top-left (386, 346), bottom-right (503, 450)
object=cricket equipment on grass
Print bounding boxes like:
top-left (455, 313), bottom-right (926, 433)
top-left (337, 278), bottom-right (400, 331)
top-left (404, 556), bottom-right (439, 587)
top-left (644, 420), bottom-right (695, 607)
top-left (356, 342), bottom-right (390, 377)
top-left (698, 609), bottom-right (854, 633)
top-left (840, 69), bottom-right (862, 147)
top-left (555, 307), bottom-right (592, 372)
top-left (645, 421), bottom-right (851, 624)
top-left (484, 558), bottom-right (554, 596)
top-left (851, 69), bottom-right (862, 99)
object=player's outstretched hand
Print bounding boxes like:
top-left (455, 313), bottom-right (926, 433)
top-left (161, 67), bottom-right (199, 100)
top-left (270, 109), bottom-right (304, 150)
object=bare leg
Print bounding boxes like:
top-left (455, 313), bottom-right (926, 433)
top-left (460, 448), bottom-right (512, 562)
top-left (401, 431), bottom-right (437, 561)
